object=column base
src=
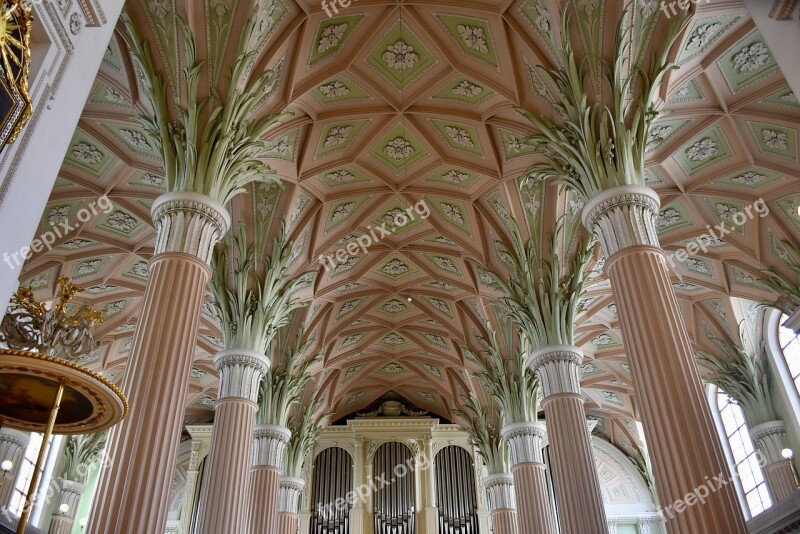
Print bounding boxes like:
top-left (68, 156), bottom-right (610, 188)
top-left (423, 506), bottom-right (438, 533)
top-left (48, 516), bottom-right (74, 534)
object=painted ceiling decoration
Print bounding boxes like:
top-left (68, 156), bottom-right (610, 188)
top-left (16, 0), bottom-right (800, 457)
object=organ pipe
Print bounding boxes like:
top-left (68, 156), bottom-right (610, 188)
top-left (373, 442), bottom-right (415, 534)
top-left (310, 447), bottom-right (353, 534)
top-left (435, 446), bottom-right (480, 534)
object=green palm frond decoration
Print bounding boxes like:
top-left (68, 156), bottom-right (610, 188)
top-left (123, 11), bottom-right (292, 204)
top-left (211, 219), bottom-right (311, 354)
top-left (284, 400), bottom-right (332, 478)
top-left (452, 393), bottom-right (509, 475)
top-left (761, 239), bottom-right (800, 310)
top-left (257, 329), bottom-right (322, 427)
top-left (63, 431), bottom-right (107, 484)
top-left (516, 6), bottom-right (686, 200)
top-left (493, 212), bottom-right (596, 349)
top-left (696, 325), bottom-right (778, 426)
top-left (470, 327), bottom-right (540, 425)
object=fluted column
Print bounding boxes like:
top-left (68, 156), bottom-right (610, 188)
top-left (483, 474), bottom-right (519, 534)
top-left (48, 480), bottom-right (84, 534)
top-left (750, 421), bottom-right (797, 502)
top-left (278, 476), bottom-right (305, 534)
top-left (529, 345), bottom-right (607, 534)
top-left (500, 422), bottom-right (555, 534)
top-left (351, 437), bottom-right (367, 532)
top-left (88, 192), bottom-right (230, 534)
top-left (0, 428), bottom-right (29, 509)
top-left (583, 185), bottom-right (747, 533)
top-left (422, 436), bottom-right (437, 533)
top-left (249, 424), bottom-right (291, 534)
top-left (196, 350), bottom-right (271, 534)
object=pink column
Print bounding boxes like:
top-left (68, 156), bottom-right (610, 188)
top-left (277, 476), bottom-right (305, 534)
top-left (48, 480), bottom-right (84, 534)
top-left (529, 346), bottom-right (607, 534)
top-left (196, 350), bottom-right (271, 534)
top-left (249, 424), bottom-right (291, 533)
top-left (88, 193), bottom-right (229, 534)
top-left (583, 185), bottom-right (747, 533)
top-left (500, 422), bottom-right (555, 534)
top-left (750, 421), bottom-right (797, 502)
top-left (483, 474), bottom-right (519, 534)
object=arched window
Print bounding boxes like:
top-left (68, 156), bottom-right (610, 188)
top-left (716, 391), bottom-right (772, 516)
top-left (777, 313), bottom-right (800, 394)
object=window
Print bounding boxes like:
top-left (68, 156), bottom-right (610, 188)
top-left (8, 433), bottom-right (44, 517)
top-left (777, 314), bottom-right (800, 395)
top-left (716, 391), bottom-right (772, 516)
top-left (8, 433), bottom-right (60, 521)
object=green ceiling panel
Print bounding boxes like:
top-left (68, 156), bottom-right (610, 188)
top-left (646, 118), bottom-right (691, 153)
top-left (703, 197), bottom-right (747, 236)
top-left (64, 131), bottom-right (116, 177)
top-left (429, 119), bottom-right (484, 158)
top-left (747, 121), bottom-right (798, 161)
top-left (317, 167), bottom-right (371, 188)
top-left (497, 127), bottom-right (537, 160)
top-left (713, 167), bottom-right (784, 190)
top-left (760, 88), bottom-right (799, 109)
top-left (668, 79), bottom-right (705, 103)
top-left (435, 14), bottom-right (499, 69)
top-left (370, 123), bottom-right (429, 173)
top-left (265, 128), bottom-right (301, 162)
top-left (366, 21), bottom-right (437, 91)
top-left (326, 196), bottom-right (370, 233)
top-left (432, 77), bottom-right (495, 105)
top-left (309, 14), bottom-right (365, 67)
top-left (717, 31), bottom-right (778, 94)
top-left (424, 167), bottom-right (480, 189)
top-left (312, 75), bottom-right (371, 104)
top-left (673, 125), bottom-right (734, 176)
top-left (678, 15), bottom-right (741, 64)
top-left (775, 194), bottom-right (800, 233)
top-left (315, 119), bottom-right (370, 159)
top-left (426, 195), bottom-right (472, 236)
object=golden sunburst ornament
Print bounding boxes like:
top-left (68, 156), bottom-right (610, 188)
top-left (0, 0), bottom-right (32, 146)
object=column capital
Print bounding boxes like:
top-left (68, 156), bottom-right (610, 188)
top-left (582, 185), bottom-right (661, 257)
top-left (0, 427), bottom-right (29, 449)
top-left (151, 192), bottom-right (231, 263)
top-left (253, 424), bottom-right (292, 469)
top-left (213, 349), bottom-right (271, 402)
top-left (528, 345), bottom-right (583, 398)
top-left (55, 479), bottom-right (85, 519)
top-left (500, 422), bottom-right (546, 466)
top-left (483, 474), bottom-right (517, 512)
top-left (278, 476), bottom-right (306, 514)
top-left (750, 420), bottom-right (788, 465)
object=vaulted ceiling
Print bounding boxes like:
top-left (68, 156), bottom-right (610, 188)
top-left (16, 0), bottom-right (800, 456)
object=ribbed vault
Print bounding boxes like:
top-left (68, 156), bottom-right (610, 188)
top-left (16, 0), bottom-right (800, 457)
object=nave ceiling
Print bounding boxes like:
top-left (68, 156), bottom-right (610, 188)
top-left (15, 0), bottom-right (800, 457)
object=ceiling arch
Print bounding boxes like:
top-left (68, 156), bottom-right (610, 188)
top-left (15, 0), bottom-right (800, 453)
